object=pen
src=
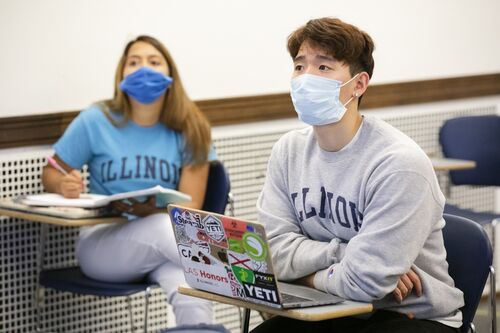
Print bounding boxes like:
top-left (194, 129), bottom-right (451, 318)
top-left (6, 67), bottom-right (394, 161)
top-left (47, 156), bottom-right (69, 175)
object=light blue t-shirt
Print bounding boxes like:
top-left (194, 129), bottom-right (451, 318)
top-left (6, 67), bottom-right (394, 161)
top-left (54, 105), bottom-right (216, 195)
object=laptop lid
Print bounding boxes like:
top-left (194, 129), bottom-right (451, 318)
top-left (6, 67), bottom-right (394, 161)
top-left (168, 204), bottom-right (343, 309)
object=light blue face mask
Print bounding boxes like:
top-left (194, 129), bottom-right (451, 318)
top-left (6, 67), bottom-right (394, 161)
top-left (120, 66), bottom-right (173, 104)
top-left (290, 73), bottom-right (359, 126)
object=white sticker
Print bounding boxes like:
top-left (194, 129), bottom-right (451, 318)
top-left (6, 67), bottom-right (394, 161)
top-left (203, 215), bottom-right (225, 242)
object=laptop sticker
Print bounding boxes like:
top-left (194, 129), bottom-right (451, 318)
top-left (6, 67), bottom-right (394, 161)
top-left (178, 243), bottom-right (212, 264)
top-left (173, 208), bottom-right (203, 228)
top-left (231, 265), bottom-right (255, 285)
top-left (242, 271), bottom-right (280, 306)
top-left (227, 268), bottom-right (246, 298)
top-left (251, 258), bottom-right (268, 273)
top-left (202, 214), bottom-right (226, 243)
top-left (182, 259), bottom-right (233, 296)
top-left (242, 232), bottom-right (267, 261)
top-left (222, 217), bottom-right (247, 240)
top-left (242, 281), bottom-right (280, 306)
top-left (228, 251), bottom-right (254, 271)
top-left (209, 244), bottom-right (229, 264)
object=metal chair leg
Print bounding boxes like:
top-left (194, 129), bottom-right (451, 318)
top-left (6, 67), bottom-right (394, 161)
top-left (492, 220), bottom-right (498, 273)
top-left (144, 287), bottom-right (152, 333)
top-left (35, 285), bottom-right (45, 332)
top-left (490, 266), bottom-right (497, 333)
top-left (228, 192), bottom-right (235, 217)
top-left (35, 224), bottom-right (48, 332)
top-left (241, 308), bottom-right (251, 333)
top-left (127, 296), bottom-right (135, 332)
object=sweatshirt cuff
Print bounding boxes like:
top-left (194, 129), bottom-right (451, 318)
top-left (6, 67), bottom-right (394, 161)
top-left (313, 265), bottom-right (335, 293)
top-left (326, 238), bottom-right (341, 263)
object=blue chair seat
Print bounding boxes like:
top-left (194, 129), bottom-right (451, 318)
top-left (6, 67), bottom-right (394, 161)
top-left (40, 266), bottom-right (157, 297)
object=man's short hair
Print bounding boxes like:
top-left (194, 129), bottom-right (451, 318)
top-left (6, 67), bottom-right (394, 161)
top-left (287, 17), bottom-right (375, 79)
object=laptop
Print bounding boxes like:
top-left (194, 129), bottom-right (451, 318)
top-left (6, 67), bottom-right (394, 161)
top-left (167, 204), bottom-right (344, 309)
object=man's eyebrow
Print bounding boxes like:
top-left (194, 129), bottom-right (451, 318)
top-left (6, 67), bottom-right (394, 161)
top-left (316, 54), bottom-right (335, 61)
top-left (293, 55), bottom-right (305, 62)
top-left (293, 54), bottom-right (336, 62)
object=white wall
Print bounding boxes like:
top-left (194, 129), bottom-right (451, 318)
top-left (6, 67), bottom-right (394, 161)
top-left (1, 0), bottom-right (499, 118)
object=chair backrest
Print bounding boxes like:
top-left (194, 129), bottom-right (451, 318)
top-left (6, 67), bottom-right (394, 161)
top-left (442, 213), bottom-right (493, 333)
top-left (201, 160), bottom-right (231, 214)
top-left (439, 115), bottom-right (500, 186)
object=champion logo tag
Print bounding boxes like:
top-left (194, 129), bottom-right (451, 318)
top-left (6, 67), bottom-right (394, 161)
top-left (328, 266), bottom-right (335, 279)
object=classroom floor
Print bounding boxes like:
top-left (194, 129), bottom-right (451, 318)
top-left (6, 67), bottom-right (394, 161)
top-left (473, 296), bottom-right (498, 332)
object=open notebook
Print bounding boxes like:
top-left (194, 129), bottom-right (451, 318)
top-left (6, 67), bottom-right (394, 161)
top-left (20, 185), bottom-right (191, 208)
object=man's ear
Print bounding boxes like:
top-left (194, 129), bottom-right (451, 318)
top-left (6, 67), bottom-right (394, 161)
top-left (354, 72), bottom-right (370, 97)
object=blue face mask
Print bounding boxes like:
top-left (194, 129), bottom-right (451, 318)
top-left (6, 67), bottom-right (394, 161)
top-left (119, 67), bottom-right (173, 104)
top-left (290, 73), bottom-right (359, 126)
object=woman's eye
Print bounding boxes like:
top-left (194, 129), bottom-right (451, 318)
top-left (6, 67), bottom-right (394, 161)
top-left (319, 65), bottom-right (330, 71)
top-left (294, 64), bottom-right (303, 71)
top-left (150, 58), bottom-right (164, 66)
top-left (127, 60), bottom-right (138, 67)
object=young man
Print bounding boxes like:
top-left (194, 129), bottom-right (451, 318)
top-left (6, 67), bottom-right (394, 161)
top-left (253, 18), bottom-right (463, 333)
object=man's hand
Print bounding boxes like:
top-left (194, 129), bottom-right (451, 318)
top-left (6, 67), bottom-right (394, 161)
top-left (393, 268), bottom-right (423, 304)
top-left (294, 273), bottom-right (316, 288)
top-left (111, 196), bottom-right (158, 217)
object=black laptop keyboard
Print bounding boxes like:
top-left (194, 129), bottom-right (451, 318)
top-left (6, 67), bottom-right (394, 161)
top-left (280, 292), bottom-right (312, 304)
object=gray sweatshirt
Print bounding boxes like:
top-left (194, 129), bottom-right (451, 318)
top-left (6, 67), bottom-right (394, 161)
top-left (257, 115), bottom-right (464, 327)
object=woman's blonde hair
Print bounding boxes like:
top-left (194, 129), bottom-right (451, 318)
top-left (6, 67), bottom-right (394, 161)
top-left (102, 35), bottom-right (211, 165)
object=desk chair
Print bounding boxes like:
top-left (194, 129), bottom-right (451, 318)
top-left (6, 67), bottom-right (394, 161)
top-left (439, 115), bottom-right (500, 262)
top-left (35, 160), bottom-right (232, 333)
top-left (442, 213), bottom-right (496, 333)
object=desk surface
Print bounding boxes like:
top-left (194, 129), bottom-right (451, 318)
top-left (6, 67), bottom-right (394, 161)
top-left (430, 158), bottom-right (476, 171)
top-left (179, 286), bottom-right (373, 322)
top-left (0, 207), bottom-right (126, 226)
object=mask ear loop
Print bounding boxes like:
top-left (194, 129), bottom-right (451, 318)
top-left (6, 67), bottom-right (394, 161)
top-left (340, 73), bottom-right (361, 87)
top-left (342, 73), bottom-right (361, 107)
top-left (343, 94), bottom-right (356, 107)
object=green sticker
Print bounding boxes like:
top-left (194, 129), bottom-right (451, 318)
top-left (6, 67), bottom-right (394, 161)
top-left (228, 238), bottom-right (244, 253)
top-left (242, 232), bottom-right (267, 261)
top-left (232, 265), bottom-right (255, 284)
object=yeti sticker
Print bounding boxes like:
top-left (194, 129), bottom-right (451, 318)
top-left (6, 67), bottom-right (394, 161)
top-left (203, 215), bottom-right (225, 242)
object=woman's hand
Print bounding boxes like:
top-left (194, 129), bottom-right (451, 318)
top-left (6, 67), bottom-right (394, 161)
top-left (59, 170), bottom-right (84, 198)
top-left (111, 196), bottom-right (158, 217)
top-left (393, 268), bottom-right (423, 304)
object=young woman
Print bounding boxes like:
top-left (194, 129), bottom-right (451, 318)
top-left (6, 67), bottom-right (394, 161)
top-left (42, 35), bottom-right (215, 325)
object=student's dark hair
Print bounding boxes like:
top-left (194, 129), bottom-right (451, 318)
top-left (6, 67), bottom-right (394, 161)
top-left (101, 35), bottom-right (211, 166)
top-left (287, 17), bottom-right (375, 104)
